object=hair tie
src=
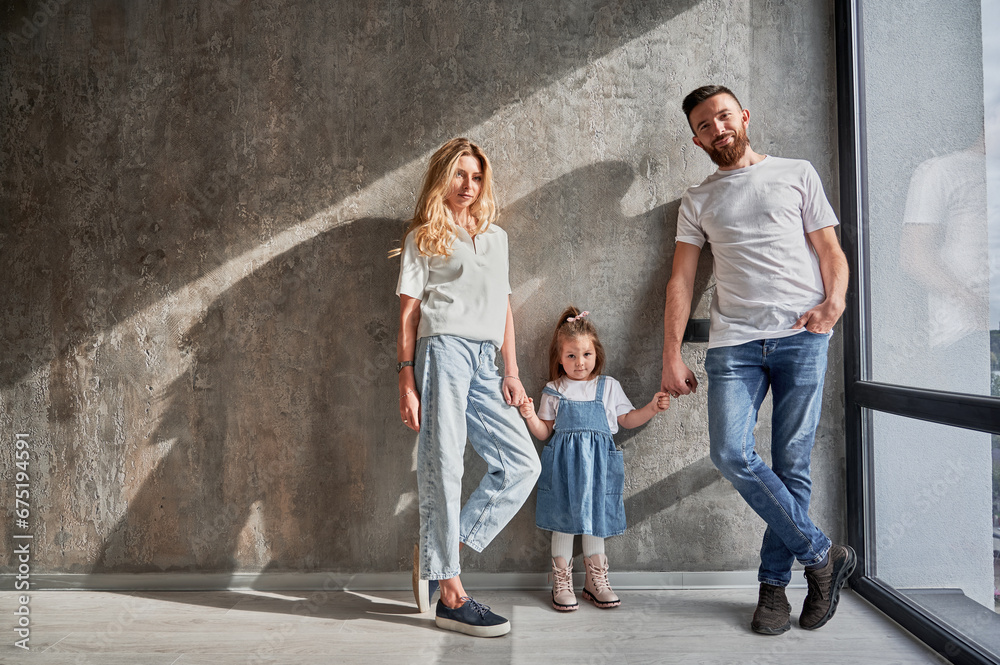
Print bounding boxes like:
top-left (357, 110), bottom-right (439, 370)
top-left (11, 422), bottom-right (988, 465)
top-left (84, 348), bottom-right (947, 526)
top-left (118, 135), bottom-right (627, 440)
top-left (566, 311), bottom-right (590, 323)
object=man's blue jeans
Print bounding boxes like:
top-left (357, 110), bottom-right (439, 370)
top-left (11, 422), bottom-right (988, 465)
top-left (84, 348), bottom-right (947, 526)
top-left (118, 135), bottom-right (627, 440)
top-left (705, 331), bottom-right (833, 587)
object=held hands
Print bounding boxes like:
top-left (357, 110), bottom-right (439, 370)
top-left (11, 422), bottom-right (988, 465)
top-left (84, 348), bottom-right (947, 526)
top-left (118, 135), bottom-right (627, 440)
top-left (517, 396), bottom-right (554, 440)
top-left (648, 391), bottom-right (671, 413)
top-left (660, 356), bottom-right (698, 398)
top-left (619, 390), bottom-right (670, 429)
top-left (518, 396), bottom-right (536, 420)
top-left (502, 376), bottom-right (526, 407)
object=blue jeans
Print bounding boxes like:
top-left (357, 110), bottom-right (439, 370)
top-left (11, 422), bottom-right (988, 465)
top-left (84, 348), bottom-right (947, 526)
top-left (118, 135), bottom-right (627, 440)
top-left (705, 331), bottom-right (833, 587)
top-left (414, 335), bottom-right (540, 580)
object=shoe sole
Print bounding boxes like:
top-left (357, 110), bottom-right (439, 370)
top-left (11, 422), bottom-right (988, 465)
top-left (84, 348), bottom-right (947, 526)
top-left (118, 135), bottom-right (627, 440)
top-left (435, 616), bottom-right (511, 637)
top-left (412, 545), bottom-right (430, 613)
top-left (582, 588), bottom-right (620, 609)
top-left (552, 594), bottom-right (579, 612)
top-left (751, 620), bottom-right (791, 635)
top-left (801, 546), bottom-right (858, 630)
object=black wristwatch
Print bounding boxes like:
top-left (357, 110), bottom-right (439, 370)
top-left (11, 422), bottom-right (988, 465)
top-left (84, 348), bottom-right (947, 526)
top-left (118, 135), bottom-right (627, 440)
top-left (396, 360), bottom-right (414, 373)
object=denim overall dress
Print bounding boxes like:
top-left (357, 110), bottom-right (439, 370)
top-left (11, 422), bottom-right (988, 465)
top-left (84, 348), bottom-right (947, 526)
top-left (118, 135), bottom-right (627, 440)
top-left (534, 376), bottom-right (626, 538)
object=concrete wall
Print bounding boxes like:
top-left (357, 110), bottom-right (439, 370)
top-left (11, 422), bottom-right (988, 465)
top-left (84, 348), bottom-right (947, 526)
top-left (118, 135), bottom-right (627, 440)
top-left (0, 0), bottom-right (844, 580)
top-left (861, 0), bottom-right (994, 607)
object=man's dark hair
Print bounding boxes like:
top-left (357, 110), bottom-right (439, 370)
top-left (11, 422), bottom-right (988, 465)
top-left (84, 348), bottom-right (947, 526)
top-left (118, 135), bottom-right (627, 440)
top-left (682, 85), bottom-right (742, 131)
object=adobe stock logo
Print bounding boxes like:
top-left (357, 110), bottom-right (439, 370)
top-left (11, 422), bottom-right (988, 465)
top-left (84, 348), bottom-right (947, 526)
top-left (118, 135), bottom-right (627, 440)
top-left (4, 0), bottom-right (72, 46)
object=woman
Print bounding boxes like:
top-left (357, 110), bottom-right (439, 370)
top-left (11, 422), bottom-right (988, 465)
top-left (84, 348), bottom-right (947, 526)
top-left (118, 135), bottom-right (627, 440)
top-left (395, 137), bottom-right (540, 638)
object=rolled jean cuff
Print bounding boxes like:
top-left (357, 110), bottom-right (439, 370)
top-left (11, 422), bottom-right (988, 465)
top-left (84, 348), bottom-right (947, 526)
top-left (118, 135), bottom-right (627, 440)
top-left (424, 568), bottom-right (462, 581)
top-left (758, 577), bottom-right (790, 588)
top-left (459, 535), bottom-right (486, 553)
top-left (799, 541), bottom-right (831, 567)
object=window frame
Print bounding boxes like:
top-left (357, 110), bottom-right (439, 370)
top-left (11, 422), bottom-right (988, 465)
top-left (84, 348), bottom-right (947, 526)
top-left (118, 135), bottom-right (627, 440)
top-left (835, 1), bottom-right (1000, 663)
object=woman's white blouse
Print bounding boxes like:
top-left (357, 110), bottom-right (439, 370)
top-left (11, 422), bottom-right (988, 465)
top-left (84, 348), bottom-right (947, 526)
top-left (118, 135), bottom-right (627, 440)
top-left (396, 224), bottom-right (511, 348)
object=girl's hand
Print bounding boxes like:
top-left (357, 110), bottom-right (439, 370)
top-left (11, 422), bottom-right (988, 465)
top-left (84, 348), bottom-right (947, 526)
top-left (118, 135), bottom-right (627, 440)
top-left (518, 397), bottom-right (536, 420)
top-left (502, 376), bottom-right (526, 406)
top-left (400, 389), bottom-right (421, 431)
top-left (649, 391), bottom-right (671, 413)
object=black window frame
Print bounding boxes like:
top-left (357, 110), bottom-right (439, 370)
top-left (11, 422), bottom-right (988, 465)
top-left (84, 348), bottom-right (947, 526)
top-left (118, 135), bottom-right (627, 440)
top-left (835, 1), bottom-right (1000, 663)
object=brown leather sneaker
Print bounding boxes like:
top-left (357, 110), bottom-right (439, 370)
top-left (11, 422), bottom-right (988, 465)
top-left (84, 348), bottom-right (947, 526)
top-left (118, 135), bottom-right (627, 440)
top-left (799, 544), bottom-right (857, 630)
top-left (582, 554), bottom-right (620, 609)
top-left (751, 583), bottom-right (791, 635)
top-left (550, 556), bottom-right (578, 611)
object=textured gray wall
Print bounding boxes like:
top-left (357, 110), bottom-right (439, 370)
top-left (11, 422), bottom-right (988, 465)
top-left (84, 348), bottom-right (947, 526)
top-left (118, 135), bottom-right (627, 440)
top-left (0, 0), bottom-right (843, 579)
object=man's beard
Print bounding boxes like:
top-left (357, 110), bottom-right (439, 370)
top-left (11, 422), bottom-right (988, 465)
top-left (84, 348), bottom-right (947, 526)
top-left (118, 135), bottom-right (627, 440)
top-left (704, 127), bottom-right (750, 168)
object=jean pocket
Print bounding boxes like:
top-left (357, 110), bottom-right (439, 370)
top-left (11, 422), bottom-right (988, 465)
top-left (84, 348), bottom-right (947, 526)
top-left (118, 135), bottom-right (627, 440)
top-left (538, 445), bottom-right (554, 491)
top-left (605, 449), bottom-right (624, 495)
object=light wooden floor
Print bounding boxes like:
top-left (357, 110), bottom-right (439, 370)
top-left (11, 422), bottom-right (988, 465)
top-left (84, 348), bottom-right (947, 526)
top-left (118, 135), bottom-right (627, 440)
top-left (2, 587), bottom-right (948, 664)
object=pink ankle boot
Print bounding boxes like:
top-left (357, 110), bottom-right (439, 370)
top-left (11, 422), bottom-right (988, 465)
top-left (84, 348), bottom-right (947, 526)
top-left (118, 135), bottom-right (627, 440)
top-left (582, 553), bottom-right (620, 609)
top-left (551, 556), bottom-right (578, 611)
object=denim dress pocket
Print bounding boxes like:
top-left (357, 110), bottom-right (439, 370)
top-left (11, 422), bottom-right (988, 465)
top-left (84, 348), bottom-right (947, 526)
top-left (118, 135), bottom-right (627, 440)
top-left (605, 447), bottom-right (624, 495)
top-left (537, 444), bottom-right (554, 492)
top-left (602, 446), bottom-right (627, 536)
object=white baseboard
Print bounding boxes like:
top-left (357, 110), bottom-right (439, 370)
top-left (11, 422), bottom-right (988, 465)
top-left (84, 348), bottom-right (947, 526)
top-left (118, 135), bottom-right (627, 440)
top-left (3, 570), bottom-right (805, 592)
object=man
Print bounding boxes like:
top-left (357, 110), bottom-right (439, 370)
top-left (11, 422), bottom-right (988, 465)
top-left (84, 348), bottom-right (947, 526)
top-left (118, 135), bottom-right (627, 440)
top-left (660, 85), bottom-right (856, 635)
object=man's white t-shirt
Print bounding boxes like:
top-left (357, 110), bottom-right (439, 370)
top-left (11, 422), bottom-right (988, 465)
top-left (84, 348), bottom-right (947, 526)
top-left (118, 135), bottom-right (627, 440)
top-left (675, 156), bottom-right (839, 348)
top-left (395, 224), bottom-right (511, 348)
top-left (536, 376), bottom-right (635, 434)
top-left (902, 147), bottom-right (988, 347)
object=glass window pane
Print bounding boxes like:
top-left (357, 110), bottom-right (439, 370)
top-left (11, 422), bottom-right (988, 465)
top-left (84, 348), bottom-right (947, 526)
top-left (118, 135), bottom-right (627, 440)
top-left (861, 0), bottom-right (996, 397)
top-left (988, 0), bottom-right (1000, 401)
top-left (871, 411), bottom-right (999, 653)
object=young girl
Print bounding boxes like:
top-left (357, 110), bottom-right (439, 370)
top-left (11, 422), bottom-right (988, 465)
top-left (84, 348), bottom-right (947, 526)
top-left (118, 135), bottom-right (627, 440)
top-left (395, 138), bottom-right (540, 637)
top-left (518, 307), bottom-right (670, 611)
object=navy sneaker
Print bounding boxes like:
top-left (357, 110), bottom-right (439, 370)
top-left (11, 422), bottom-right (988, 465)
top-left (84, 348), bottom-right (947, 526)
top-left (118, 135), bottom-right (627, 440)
top-left (435, 596), bottom-right (511, 637)
top-left (412, 545), bottom-right (439, 613)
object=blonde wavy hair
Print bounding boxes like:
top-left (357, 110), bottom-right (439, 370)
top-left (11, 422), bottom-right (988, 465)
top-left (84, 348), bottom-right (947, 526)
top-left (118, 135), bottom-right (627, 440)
top-left (389, 137), bottom-right (498, 258)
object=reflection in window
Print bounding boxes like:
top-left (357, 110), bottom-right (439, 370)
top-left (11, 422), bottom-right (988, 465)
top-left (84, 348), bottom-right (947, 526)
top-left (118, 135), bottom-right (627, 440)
top-left (860, 0), bottom-right (1000, 635)
top-left (984, 0), bottom-right (1000, 617)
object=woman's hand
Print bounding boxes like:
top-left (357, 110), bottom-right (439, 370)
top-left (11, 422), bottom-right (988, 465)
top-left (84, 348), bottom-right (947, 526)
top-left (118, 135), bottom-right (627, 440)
top-left (400, 389), bottom-right (421, 431)
top-left (502, 376), bottom-right (526, 406)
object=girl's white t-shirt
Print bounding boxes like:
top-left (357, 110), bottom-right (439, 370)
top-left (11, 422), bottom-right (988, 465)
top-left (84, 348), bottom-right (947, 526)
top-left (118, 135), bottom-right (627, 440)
top-left (395, 224), bottom-right (511, 348)
top-left (536, 376), bottom-right (635, 434)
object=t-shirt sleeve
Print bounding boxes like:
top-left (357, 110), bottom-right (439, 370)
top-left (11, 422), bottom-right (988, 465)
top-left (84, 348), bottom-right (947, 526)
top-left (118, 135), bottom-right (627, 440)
top-left (902, 159), bottom-right (945, 226)
top-left (395, 232), bottom-right (428, 299)
top-left (800, 163), bottom-right (839, 233)
top-left (537, 389), bottom-right (559, 421)
top-left (675, 191), bottom-right (707, 248)
top-left (606, 378), bottom-right (635, 417)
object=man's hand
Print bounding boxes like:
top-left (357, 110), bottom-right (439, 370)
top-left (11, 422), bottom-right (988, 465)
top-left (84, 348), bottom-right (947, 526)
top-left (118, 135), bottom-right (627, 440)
top-left (661, 356), bottom-right (698, 397)
top-left (792, 298), bottom-right (844, 334)
top-left (801, 226), bottom-right (848, 334)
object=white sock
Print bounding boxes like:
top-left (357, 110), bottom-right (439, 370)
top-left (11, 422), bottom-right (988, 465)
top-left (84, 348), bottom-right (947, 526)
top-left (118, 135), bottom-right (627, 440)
top-left (551, 531), bottom-right (574, 562)
top-left (582, 535), bottom-right (605, 558)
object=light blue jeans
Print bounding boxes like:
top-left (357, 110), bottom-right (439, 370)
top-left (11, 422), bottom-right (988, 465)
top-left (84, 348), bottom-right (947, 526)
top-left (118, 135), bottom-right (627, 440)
top-left (415, 335), bottom-right (540, 580)
top-left (705, 331), bottom-right (833, 587)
